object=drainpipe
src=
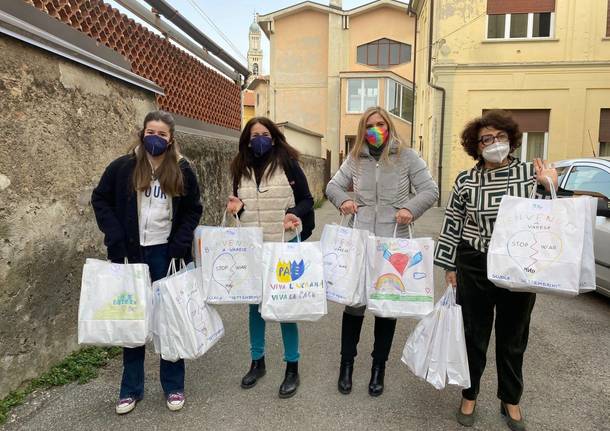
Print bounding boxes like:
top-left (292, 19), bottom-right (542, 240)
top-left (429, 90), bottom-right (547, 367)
top-left (407, 3), bottom-right (417, 148)
top-left (427, 0), bottom-right (446, 206)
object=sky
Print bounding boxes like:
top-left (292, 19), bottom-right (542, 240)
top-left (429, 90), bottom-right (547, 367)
top-left (107, 0), bottom-right (382, 75)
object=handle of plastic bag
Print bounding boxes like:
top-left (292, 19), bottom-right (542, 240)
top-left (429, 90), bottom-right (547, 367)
top-left (221, 211), bottom-right (241, 227)
top-left (392, 223), bottom-right (414, 239)
top-left (529, 175), bottom-right (557, 200)
top-left (282, 224), bottom-right (302, 243)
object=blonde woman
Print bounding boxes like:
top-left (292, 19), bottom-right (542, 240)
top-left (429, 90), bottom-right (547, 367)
top-left (326, 106), bottom-right (438, 396)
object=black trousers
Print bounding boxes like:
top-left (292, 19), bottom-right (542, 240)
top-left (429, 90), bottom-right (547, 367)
top-left (341, 308), bottom-right (397, 365)
top-left (456, 242), bottom-right (536, 405)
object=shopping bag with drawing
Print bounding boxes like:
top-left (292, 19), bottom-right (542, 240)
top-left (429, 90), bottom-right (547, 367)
top-left (194, 213), bottom-right (264, 304)
top-left (152, 260), bottom-right (224, 361)
top-left (401, 285), bottom-right (470, 390)
top-left (487, 178), bottom-right (591, 296)
top-left (365, 225), bottom-right (434, 319)
top-left (320, 215), bottom-right (369, 307)
top-left (78, 258), bottom-right (152, 347)
top-left (261, 233), bottom-right (326, 322)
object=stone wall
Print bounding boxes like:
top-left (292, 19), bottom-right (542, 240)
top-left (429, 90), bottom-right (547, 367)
top-left (0, 35), bottom-right (326, 398)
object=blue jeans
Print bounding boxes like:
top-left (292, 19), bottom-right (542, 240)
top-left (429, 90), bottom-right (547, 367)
top-left (249, 236), bottom-right (300, 363)
top-left (119, 243), bottom-right (185, 399)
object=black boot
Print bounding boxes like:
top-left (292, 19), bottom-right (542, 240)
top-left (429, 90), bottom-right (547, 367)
top-left (279, 361), bottom-right (299, 398)
top-left (368, 316), bottom-right (396, 397)
top-left (368, 362), bottom-right (385, 396)
top-left (338, 311), bottom-right (365, 394)
top-left (338, 361), bottom-right (354, 394)
top-left (241, 357), bottom-right (266, 389)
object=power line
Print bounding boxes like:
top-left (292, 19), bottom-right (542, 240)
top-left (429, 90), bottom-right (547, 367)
top-left (185, 0), bottom-right (248, 62)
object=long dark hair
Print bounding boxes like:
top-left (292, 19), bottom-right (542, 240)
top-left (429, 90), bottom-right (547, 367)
top-left (230, 117), bottom-right (299, 190)
top-left (128, 110), bottom-right (184, 196)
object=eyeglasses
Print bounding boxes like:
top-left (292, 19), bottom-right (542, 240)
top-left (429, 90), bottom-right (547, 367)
top-left (478, 132), bottom-right (509, 146)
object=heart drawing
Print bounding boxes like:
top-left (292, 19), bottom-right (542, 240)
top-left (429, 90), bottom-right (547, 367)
top-left (382, 245), bottom-right (423, 276)
top-left (507, 231), bottom-right (563, 276)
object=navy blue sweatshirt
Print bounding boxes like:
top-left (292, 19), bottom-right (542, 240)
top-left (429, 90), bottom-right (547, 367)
top-left (91, 154), bottom-right (203, 263)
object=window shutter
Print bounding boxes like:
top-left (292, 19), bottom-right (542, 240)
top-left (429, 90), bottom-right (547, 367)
top-left (487, 0), bottom-right (555, 14)
top-left (600, 109), bottom-right (610, 143)
top-left (483, 109), bottom-right (550, 132)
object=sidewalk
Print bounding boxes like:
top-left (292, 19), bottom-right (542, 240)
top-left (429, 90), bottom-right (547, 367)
top-left (3, 200), bottom-right (609, 431)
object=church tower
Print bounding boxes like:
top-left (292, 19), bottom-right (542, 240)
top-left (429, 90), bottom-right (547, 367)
top-left (247, 15), bottom-right (263, 79)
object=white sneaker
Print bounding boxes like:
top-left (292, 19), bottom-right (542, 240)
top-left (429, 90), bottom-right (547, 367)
top-left (166, 392), bottom-right (185, 411)
top-left (115, 397), bottom-right (137, 415)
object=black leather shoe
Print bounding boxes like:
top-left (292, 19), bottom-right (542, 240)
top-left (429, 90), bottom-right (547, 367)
top-left (456, 399), bottom-right (476, 427)
top-left (501, 402), bottom-right (526, 431)
top-left (240, 357), bottom-right (266, 389)
top-left (338, 361), bottom-right (354, 394)
top-left (368, 364), bottom-right (385, 397)
top-left (279, 361), bottom-right (300, 398)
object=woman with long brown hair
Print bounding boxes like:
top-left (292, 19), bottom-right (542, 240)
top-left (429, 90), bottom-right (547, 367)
top-left (226, 117), bottom-right (315, 398)
top-left (92, 110), bottom-right (203, 414)
top-left (326, 106), bottom-right (438, 397)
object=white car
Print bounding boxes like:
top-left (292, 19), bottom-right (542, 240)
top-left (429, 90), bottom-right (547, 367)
top-left (554, 157), bottom-right (610, 297)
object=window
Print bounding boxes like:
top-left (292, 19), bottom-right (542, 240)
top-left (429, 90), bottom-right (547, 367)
top-left (256, 93), bottom-right (259, 107)
top-left (347, 79), bottom-right (378, 113)
top-left (487, 13), bottom-right (553, 39)
top-left (356, 39), bottom-right (411, 67)
top-left (386, 79), bottom-right (413, 122)
top-left (252, 63), bottom-right (259, 75)
top-left (564, 166), bottom-right (610, 198)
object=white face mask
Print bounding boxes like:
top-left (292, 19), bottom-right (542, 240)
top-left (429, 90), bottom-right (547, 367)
top-left (482, 141), bottom-right (510, 164)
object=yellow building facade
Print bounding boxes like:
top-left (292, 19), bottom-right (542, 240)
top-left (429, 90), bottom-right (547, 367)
top-left (412, 0), bottom-right (610, 203)
top-left (257, 0), bottom-right (415, 170)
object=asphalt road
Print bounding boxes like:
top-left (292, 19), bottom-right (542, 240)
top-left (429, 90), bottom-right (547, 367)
top-left (3, 201), bottom-right (609, 431)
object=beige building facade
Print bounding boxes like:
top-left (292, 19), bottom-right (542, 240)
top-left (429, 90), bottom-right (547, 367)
top-left (412, 0), bottom-right (610, 203)
top-left (257, 0), bottom-right (415, 170)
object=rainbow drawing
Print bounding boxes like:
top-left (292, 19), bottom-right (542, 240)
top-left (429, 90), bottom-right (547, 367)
top-left (374, 273), bottom-right (405, 292)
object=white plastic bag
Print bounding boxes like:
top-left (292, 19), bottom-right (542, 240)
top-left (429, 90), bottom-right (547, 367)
top-left (152, 261), bottom-right (224, 361)
top-left (402, 285), bottom-right (470, 390)
top-left (78, 258), bottom-right (152, 347)
top-left (487, 179), bottom-right (589, 296)
top-left (578, 196), bottom-right (597, 293)
top-left (365, 225), bottom-right (434, 319)
top-left (194, 215), bottom-right (264, 304)
top-left (321, 215), bottom-right (368, 307)
top-left (261, 237), bottom-right (326, 322)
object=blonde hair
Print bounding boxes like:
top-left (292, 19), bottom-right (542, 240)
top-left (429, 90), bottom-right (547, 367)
top-left (350, 106), bottom-right (402, 162)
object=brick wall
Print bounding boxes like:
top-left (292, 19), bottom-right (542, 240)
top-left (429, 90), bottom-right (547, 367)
top-left (23, 0), bottom-right (242, 129)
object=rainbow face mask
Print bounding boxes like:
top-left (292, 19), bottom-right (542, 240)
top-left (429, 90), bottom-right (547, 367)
top-left (365, 126), bottom-right (389, 148)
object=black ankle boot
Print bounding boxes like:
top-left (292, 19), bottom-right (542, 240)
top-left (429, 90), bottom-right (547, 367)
top-left (241, 357), bottom-right (266, 389)
top-left (368, 363), bottom-right (385, 397)
top-left (338, 361), bottom-right (354, 394)
top-left (279, 361), bottom-right (299, 398)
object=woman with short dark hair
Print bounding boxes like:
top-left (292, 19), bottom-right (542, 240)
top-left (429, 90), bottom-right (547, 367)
top-left (434, 110), bottom-right (558, 431)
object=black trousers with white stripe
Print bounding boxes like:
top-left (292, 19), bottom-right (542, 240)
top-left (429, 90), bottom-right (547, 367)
top-left (456, 241), bottom-right (536, 405)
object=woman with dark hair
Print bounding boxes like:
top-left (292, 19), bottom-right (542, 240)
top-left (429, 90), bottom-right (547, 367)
top-left (226, 116), bottom-right (315, 398)
top-left (92, 110), bottom-right (203, 414)
top-left (434, 110), bottom-right (558, 430)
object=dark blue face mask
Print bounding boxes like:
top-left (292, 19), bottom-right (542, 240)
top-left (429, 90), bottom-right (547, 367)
top-left (250, 135), bottom-right (273, 158)
top-left (143, 134), bottom-right (169, 156)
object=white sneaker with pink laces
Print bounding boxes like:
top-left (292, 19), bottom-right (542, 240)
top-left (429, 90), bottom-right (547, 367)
top-left (166, 392), bottom-right (185, 411)
top-left (115, 397), bottom-right (137, 415)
